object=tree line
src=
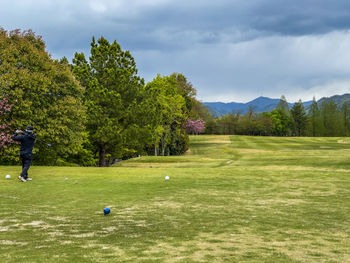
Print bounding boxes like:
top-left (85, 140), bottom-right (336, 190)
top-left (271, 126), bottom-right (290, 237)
top-left (203, 95), bottom-right (350, 137)
top-left (0, 29), bottom-right (205, 166)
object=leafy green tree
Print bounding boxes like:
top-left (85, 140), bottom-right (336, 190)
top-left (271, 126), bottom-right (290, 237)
top-left (216, 113), bottom-right (239, 135)
top-left (72, 37), bottom-right (145, 166)
top-left (291, 100), bottom-right (308, 136)
top-left (145, 74), bottom-right (186, 156)
top-left (257, 112), bottom-right (273, 136)
top-left (0, 29), bottom-right (86, 164)
top-left (168, 128), bottom-right (189, 155)
top-left (204, 119), bottom-right (218, 134)
top-left (269, 109), bottom-right (291, 136)
top-left (171, 72), bottom-right (215, 136)
top-left (189, 99), bottom-right (214, 125)
top-left (171, 73), bottom-right (196, 114)
top-left (237, 108), bottom-right (259, 135)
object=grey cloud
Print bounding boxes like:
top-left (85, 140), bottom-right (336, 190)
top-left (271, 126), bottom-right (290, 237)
top-left (134, 31), bottom-right (350, 102)
top-left (1, 0), bottom-right (350, 102)
top-left (249, 0), bottom-right (350, 36)
top-left (3, 0), bottom-right (350, 52)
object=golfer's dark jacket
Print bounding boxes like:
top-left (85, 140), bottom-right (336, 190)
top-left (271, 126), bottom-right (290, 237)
top-left (12, 132), bottom-right (36, 155)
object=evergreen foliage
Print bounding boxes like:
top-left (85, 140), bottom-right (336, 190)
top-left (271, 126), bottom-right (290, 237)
top-left (72, 36), bottom-right (146, 166)
top-left (291, 100), bottom-right (308, 136)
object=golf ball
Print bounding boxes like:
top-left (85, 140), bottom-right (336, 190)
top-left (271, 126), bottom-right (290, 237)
top-left (165, 176), bottom-right (170, 181)
top-left (5, 174), bottom-right (11, 179)
top-left (65, 177), bottom-right (68, 180)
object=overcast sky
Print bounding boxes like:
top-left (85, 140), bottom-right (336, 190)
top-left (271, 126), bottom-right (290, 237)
top-left (2, 0), bottom-right (350, 102)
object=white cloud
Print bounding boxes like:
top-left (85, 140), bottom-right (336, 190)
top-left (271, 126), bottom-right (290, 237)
top-left (89, 1), bottom-right (108, 14)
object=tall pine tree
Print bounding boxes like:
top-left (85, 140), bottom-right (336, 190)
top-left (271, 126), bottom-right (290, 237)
top-left (72, 37), bottom-right (145, 166)
top-left (291, 100), bottom-right (307, 136)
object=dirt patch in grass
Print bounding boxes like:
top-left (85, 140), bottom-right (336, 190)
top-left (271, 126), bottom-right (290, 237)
top-left (3, 220), bottom-right (54, 232)
top-left (71, 232), bottom-right (95, 238)
top-left (18, 220), bottom-right (53, 230)
top-left (0, 240), bottom-right (28, 245)
top-left (22, 220), bottom-right (45, 226)
top-left (80, 243), bottom-right (125, 257)
top-left (254, 198), bottom-right (307, 205)
top-left (103, 226), bottom-right (117, 232)
top-left (47, 216), bottom-right (68, 222)
top-left (143, 232), bottom-right (237, 262)
top-left (142, 231), bottom-right (349, 263)
top-left (153, 201), bottom-right (184, 209)
top-left (48, 230), bottom-right (64, 237)
top-left (0, 226), bottom-right (9, 232)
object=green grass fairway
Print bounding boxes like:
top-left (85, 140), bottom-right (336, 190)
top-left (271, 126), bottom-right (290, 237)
top-left (1, 135), bottom-right (349, 262)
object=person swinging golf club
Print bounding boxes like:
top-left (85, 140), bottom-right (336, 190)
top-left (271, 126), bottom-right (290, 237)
top-left (12, 126), bottom-right (36, 182)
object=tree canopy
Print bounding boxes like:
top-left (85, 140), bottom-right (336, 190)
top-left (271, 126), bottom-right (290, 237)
top-left (0, 29), bottom-right (86, 164)
top-left (72, 37), bottom-right (146, 166)
top-left (144, 74), bottom-right (187, 156)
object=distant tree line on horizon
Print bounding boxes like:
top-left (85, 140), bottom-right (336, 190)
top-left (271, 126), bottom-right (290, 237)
top-left (0, 29), bottom-right (207, 166)
top-left (202, 95), bottom-right (350, 137)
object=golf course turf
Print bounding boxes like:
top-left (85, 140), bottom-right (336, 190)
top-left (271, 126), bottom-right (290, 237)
top-left (0, 135), bottom-right (349, 262)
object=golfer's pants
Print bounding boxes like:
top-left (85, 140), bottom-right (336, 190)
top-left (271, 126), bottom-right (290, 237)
top-left (20, 153), bottom-right (32, 179)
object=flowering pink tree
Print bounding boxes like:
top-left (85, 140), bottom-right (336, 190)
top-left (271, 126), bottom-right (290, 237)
top-left (184, 118), bottom-right (205, 135)
top-left (0, 96), bottom-right (14, 149)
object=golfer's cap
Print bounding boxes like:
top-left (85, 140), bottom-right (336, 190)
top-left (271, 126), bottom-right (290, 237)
top-left (26, 126), bottom-right (34, 132)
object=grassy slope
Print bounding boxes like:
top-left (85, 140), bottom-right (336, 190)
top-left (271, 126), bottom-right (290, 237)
top-left (0, 135), bottom-right (349, 263)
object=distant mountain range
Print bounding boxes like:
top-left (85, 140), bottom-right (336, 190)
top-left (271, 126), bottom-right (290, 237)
top-left (203, 94), bottom-right (350, 117)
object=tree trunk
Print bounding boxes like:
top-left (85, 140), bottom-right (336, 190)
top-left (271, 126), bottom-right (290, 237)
top-left (99, 145), bottom-right (106, 167)
top-left (161, 130), bottom-right (169, 156)
top-left (154, 145), bottom-right (158, 156)
top-left (161, 144), bottom-right (165, 156)
top-left (161, 137), bottom-right (166, 156)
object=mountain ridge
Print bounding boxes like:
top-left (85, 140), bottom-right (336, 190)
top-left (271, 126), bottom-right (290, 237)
top-left (203, 94), bottom-right (350, 117)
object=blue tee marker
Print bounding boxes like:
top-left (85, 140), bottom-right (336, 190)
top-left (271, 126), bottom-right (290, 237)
top-left (104, 207), bottom-right (110, 215)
